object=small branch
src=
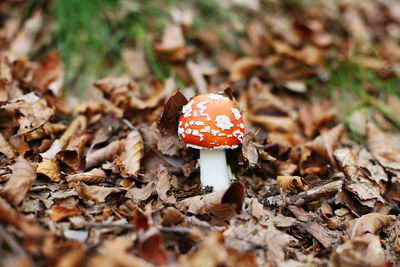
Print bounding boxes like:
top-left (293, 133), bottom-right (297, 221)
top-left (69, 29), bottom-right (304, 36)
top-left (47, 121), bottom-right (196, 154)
top-left (260, 180), bottom-right (343, 207)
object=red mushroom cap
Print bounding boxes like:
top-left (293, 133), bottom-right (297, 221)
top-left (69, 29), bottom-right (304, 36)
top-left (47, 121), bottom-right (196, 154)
top-left (178, 93), bottom-right (245, 149)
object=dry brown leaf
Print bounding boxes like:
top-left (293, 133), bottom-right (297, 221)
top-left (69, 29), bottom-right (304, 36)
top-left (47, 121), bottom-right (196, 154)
top-left (229, 57), bottom-right (263, 82)
top-left (47, 205), bottom-right (81, 222)
top-left (334, 148), bottom-right (372, 184)
top-left (87, 237), bottom-right (152, 267)
top-left (117, 129), bottom-right (143, 177)
top-left (25, 122), bottom-right (66, 141)
top-left (59, 115), bottom-right (87, 149)
top-left (357, 148), bottom-right (388, 183)
top-left (345, 183), bottom-right (384, 206)
top-left (54, 249), bottom-right (83, 267)
top-left (176, 182), bottom-right (245, 220)
top-left (2, 93), bottom-right (54, 135)
top-left (283, 80), bottom-right (307, 93)
top-left (331, 233), bottom-right (386, 267)
top-left (367, 122), bottom-right (400, 170)
top-left (37, 158), bottom-right (60, 181)
top-left (31, 50), bottom-right (64, 96)
top-left (276, 176), bottom-right (308, 193)
top-left (0, 196), bottom-right (44, 238)
top-left (156, 170), bottom-right (176, 203)
top-left (157, 91), bottom-right (188, 136)
top-left (0, 131), bottom-right (16, 158)
top-left (299, 102), bottom-right (335, 137)
top-left (1, 157), bottom-right (37, 206)
top-left (10, 12), bottom-right (42, 56)
top-left (86, 139), bottom-right (124, 169)
top-left (347, 213), bottom-right (395, 239)
top-left (306, 124), bottom-right (344, 167)
top-left (66, 168), bottom-right (108, 184)
top-left (129, 81), bottom-right (165, 110)
top-left (75, 184), bottom-right (125, 203)
top-left (248, 114), bottom-right (298, 133)
top-left (241, 133), bottom-right (259, 167)
top-left (126, 181), bottom-right (156, 202)
top-left (56, 150), bottom-right (81, 170)
top-left (186, 59), bottom-right (208, 94)
top-left (155, 24), bottom-right (187, 61)
top-left (180, 231), bottom-right (257, 267)
top-left (122, 48), bottom-right (149, 78)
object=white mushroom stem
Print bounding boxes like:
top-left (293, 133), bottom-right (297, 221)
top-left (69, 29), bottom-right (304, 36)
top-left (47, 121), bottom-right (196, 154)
top-left (199, 149), bottom-right (230, 191)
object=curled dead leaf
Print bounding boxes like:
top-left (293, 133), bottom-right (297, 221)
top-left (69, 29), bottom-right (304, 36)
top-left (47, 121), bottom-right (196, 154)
top-left (37, 158), bottom-right (60, 181)
top-left (0, 131), bottom-right (16, 159)
top-left (25, 122), bottom-right (66, 141)
top-left (157, 91), bottom-right (188, 136)
top-left (126, 181), bottom-right (156, 202)
top-left (367, 122), bottom-right (400, 170)
top-left (47, 205), bottom-right (81, 222)
top-left (66, 168), bottom-right (108, 184)
top-left (59, 115), bottom-right (87, 149)
top-left (306, 124), bottom-right (344, 167)
top-left (87, 237), bottom-right (152, 267)
top-left (276, 176), bottom-right (308, 193)
top-left (0, 196), bottom-right (44, 238)
top-left (86, 139), bottom-right (124, 169)
top-left (56, 150), bottom-right (81, 170)
top-left (1, 157), bottom-right (37, 206)
top-left (31, 50), bottom-right (64, 96)
top-left (155, 24), bottom-right (187, 61)
top-left (347, 213), bottom-right (395, 239)
top-left (176, 182), bottom-right (245, 220)
top-left (229, 57), bottom-right (263, 82)
top-left (116, 129), bottom-right (143, 177)
top-left (156, 170), bottom-right (177, 203)
top-left (75, 184), bottom-right (125, 203)
top-left (331, 233), bottom-right (386, 267)
top-left (248, 114), bottom-right (298, 133)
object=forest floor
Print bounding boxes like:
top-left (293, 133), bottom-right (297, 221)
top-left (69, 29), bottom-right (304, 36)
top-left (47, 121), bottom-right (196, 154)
top-left (0, 1), bottom-right (400, 266)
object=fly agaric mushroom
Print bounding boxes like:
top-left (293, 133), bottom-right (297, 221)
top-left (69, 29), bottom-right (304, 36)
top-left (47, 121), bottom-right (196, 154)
top-left (178, 93), bottom-right (244, 191)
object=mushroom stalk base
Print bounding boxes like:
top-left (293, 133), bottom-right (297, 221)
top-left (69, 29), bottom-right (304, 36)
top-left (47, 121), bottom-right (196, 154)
top-left (199, 149), bottom-right (230, 191)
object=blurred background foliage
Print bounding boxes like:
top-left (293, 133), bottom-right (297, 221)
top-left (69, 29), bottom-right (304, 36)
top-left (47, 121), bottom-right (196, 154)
top-left (1, 0), bottom-right (399, 139)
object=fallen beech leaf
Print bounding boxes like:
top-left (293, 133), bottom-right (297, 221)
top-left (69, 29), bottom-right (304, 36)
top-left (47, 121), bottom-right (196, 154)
top-left (155, 24), bottom-right (187, 61)
top-left (126, 181), bottom-right (156, 202)
top-left (75, 184), bottom-right (125, 203)
top-left (25, 122), bottom-right (66, 141)
top-left (229, 57), bottom-right (263, 82)
top-left (122, 48), bottom-right (149, 78)
top-left (156, 170), bottom-right (177, 203)
top-left (47, 205), bottom-right (81, 222)
top-left (367, 122), bottom-right (400, 170)
top-left (347, 213), bottom-right (395, 239)
top-left (0, 131), bottom-right (16, 158)
top-left (56, 150), bottom-right (81, 170)
top-left (88, 237), bottom-right (152, 267)
top-left (299, 102), bottom-right (336, 137)
top-left (66, 168), bottom-right (108, 184)
top-left (241, 133), bottom-right (259, 167)
top-left (248, 114), bottom-right (298, 133)
top-left (135, 213), bottom-right (169, 265)
top-left (334, 148), bottom-right (366, 182)
top-left (2, 93), bottom-right (54, 135)
top-left (59, 115), bottom-right (87, 149)
top-left (1, 157), bottom-right (37, 206)
top-left (85, 139), bottom-right (124, 169)
top-left (54, 249), bottom-right (83, 267)
top-left (176, 182), bottom-right (245, 220)
top-left (186, 60), bottom-right (208, 94)
top-left (157, 91), bottom-right (188, 135)
top-left (180, 231), bottom-right (257, 267)
top-left (117, 129), bottom-right (144, 177)
top-left (40, 139), bottom-right (62, 159)
top-left (37, 158), bottom-right (60, 181)
top-left (331, 233), bottom-right (386, 267)
top-left (306, 124), bottom-right (344, 167)
top-left (345, 183), bottom-right (384, 205)
top-left (357, 148), bottom-right (388, 183)
top-left (276, 176), bottom-right (308, 193)
top-left (0, 197), bottom-right (44, 238)
top-left (10, 11), bottom-right (42, 56)
top-left (31, 50), bottom-right (64, 96)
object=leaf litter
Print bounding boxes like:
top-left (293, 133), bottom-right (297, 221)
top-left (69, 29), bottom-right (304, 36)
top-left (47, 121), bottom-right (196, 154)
top-left (0, 1), bottom-right (400, 266)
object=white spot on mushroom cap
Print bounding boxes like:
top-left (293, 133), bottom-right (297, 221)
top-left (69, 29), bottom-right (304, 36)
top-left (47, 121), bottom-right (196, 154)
top-left (178, 127), bottom-right (185, 134)
top-left (239, 123), bottom-right (244, 129)
top-left (182, 100), bottom-right (194, 118)
top-left (196, 101), bottom-right (211, 121)
top-left (231, 107), bottom-right (241, 120)
top-left (215, 115), bottom-right (234, 130)
top-left (195, 121), bottom-right (204, 126)
top-left (189, 120), bottom-right (194, 125)
top-left (200, 126), bottom-right (211, 133)
top-left (185, 128), bottom-right (192, 134)
top-left (207, 94), bottom-right (229, 100)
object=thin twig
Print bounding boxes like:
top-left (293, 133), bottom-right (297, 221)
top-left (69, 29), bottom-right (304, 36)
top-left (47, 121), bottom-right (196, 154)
top-left (260, 180), bottom-right (343, 207)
